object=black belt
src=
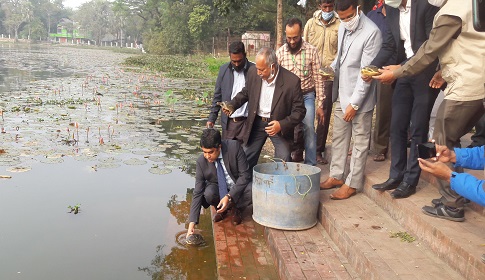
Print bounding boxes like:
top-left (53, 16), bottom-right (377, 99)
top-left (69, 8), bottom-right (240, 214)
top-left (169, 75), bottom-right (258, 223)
top-left (229, 117), bottom-right (247, 122)
top-left (302, 87), bottom-right (315, 95)
top-left (256, 115), bottom-right (271, 122)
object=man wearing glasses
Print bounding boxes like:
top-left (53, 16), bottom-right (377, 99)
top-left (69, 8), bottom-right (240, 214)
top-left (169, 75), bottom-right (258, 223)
top-left (276, 17), bottom-right (325, 166)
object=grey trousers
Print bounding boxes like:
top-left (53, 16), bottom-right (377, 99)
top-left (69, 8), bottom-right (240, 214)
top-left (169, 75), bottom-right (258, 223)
top-left (433, 99), bottom-right (484, 206)
top-left (329, 102), bottom-right (373, 191)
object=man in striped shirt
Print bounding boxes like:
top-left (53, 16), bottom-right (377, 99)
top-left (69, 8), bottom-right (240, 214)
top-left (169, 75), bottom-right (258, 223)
top-left (276, 17), bottom-right (325, 166)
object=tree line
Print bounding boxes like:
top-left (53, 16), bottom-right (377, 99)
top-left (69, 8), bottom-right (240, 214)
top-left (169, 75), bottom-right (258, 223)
top-left (0, 0), bottom-right (325, 54)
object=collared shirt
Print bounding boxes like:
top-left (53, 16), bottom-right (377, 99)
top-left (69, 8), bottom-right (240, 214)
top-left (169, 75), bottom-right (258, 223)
top-left (399, 1), bottom-right (414, 59)
top-left (394, 15), bottom-right (462, 78)
top-left (276, 41), bottom-right (325, 108)
top-left (230, 69), bottom-right (248, 118)
top-left (216, 154), bottom-right (235, 190)
top-left (257, 67), bottom-right (280, 118)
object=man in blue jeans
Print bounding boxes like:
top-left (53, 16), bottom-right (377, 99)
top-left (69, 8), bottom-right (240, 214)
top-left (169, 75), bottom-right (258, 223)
top-left (276, 17), bottom-right (325, 166)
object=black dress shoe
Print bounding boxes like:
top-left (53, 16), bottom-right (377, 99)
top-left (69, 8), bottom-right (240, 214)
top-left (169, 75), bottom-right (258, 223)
top-left (231, 208), bottom-right (242, 225)
top-left (372, 178), bottom-right (402, 191)
top-left (390, 182), bottom-right (416, 199)
top-left (213, 211), bottom-right (226, 222)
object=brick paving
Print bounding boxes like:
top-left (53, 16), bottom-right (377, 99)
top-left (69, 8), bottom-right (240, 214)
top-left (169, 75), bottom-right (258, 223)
top-left (211, 134), bottom-right (485, 279)
top-left (211, 206), bottom-right (279, 280)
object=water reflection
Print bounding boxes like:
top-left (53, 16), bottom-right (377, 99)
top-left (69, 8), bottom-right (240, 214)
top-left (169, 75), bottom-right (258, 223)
top-left (0, 44), bottom-right (217, 279)
top-left (139, 189), bottom-right (217, 280)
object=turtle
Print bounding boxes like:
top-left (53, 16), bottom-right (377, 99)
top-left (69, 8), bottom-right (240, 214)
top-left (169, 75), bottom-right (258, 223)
top-left (185, 233), bottom-right (206, 246)
top-left (216, 101), bottom-right (235, 114)
top-left (317, 67), bottom-right (335, 79)
top-left (361, 65), bottom-right (380, 77)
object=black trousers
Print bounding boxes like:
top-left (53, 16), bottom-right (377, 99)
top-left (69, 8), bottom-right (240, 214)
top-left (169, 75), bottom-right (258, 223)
top-left (389, 75), bottom-right (439, 186)
top-left (245, 117), bottom-right (292, 171)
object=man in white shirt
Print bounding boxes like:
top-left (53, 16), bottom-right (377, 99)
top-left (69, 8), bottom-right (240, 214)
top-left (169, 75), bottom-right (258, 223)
top-left (368, 0), bottom-right (440, 199)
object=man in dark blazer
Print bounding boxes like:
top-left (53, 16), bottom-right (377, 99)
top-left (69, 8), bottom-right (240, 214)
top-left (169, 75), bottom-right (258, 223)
top-left (207, 42), bottom-right (254, 142)
top-left (224, 47), bottom-right (306, 170)
top-left (368, 0), bottom-right (440, 199)
top-left (187, 129), bottom-right (252, 238)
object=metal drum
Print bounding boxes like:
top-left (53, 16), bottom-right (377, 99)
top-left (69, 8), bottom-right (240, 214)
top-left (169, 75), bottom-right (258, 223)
top-left (252, 162), bottom-right (321, 230)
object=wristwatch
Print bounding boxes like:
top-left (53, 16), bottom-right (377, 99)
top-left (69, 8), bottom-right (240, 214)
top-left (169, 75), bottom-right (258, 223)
top-left (225, 194), bottom-right (232, 202)
top-left (350, 103), bottom-right (359, 111)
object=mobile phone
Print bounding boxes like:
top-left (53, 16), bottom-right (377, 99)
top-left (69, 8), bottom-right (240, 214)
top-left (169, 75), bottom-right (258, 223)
top-left (473, 0), bottom-right (485, 32)
top-left (417, 142), bottom-right (437, 159)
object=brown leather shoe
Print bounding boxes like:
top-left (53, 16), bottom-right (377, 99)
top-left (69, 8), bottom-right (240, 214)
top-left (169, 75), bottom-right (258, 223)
top-left (330, 184), bottom-right (356, 200)
top-left (291, 151), bottom-right (304, 162)
top-left (320, 177), bottom-right (344, 190)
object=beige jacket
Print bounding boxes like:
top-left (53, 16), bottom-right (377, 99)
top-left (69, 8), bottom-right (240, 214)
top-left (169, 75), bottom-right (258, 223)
top-left (435, 0), bottom-right (485, 101)
top-left (303, 10), bottom-right (340, 68)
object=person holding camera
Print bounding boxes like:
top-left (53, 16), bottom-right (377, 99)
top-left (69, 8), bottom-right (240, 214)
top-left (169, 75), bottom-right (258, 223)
top-left (418, 144), bottom-right (485, 221)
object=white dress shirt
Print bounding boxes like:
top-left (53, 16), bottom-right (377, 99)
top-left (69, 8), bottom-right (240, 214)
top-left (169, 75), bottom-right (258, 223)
top-left (230, 70), bottom-right (248, 118)
top-left (257, 66), bottom-right (280, 118)
top-left (399, 1), bottom-right (414, 59)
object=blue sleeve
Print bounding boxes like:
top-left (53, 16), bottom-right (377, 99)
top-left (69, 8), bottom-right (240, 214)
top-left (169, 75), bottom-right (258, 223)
top-left (454, 146), bottom-right (485, 170)
top-left (451, 172), bottom-right (485, 206)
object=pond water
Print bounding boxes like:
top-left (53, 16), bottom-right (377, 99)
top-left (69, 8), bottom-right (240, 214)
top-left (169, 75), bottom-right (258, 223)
top-left (0, 44), bottom-right (217, 279)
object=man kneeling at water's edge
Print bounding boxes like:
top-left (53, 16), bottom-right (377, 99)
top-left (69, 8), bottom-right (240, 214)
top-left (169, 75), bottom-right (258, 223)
top-left (187, 129), bottom-right (252, 238)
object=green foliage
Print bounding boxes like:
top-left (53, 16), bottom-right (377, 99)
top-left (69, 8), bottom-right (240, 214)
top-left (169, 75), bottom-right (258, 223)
top-left (188, 4), bottom-right (211, 42)
top-left (204, 56), bottom-right (227, 77)
top-left (123, 55), bottom-right (216, 79)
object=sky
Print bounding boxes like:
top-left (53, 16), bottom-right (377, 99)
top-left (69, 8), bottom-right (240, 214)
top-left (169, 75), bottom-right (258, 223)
top-left (63, 0), bottom-right (90, 9)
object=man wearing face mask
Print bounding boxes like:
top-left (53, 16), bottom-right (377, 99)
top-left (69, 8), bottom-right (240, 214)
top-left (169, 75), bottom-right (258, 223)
top-left (222, 47), bottom-right (306, 171)
top-left (367, 0), bottom-right (440, 200)
top-left (374, 0), bottom-right (485, 221)
top-left (319, 0), bottom-right (382, 199)
top-left (207, 42), bottom-right (254, 143)
top-left (303, 0), bottom-right (340, 165)
top-left (276, 17), bottom-right (324, 166)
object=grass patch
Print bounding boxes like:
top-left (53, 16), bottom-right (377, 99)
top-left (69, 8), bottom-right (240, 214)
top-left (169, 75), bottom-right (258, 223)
top-left (123, 55), bottom-right (226, 80)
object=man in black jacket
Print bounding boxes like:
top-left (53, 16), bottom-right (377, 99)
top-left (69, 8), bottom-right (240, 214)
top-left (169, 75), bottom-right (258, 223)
top-left (207, 42), bottom-right (254, 143)
top-left (367, 0), bottom-right (440, 199)
top-left (187, 129), bottom-right (252, 238)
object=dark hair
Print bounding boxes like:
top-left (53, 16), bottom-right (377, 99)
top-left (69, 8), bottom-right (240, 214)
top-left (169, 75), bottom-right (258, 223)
top-left (318, 0), bottom-right (335, 4)
top-left (335, 0), bottom-right (358, 12)
top-left (229, 41), bottom-right (246, 55)
top-left (286, 17), bottom-right (303, 29)
top-left (200, 128), bottom-right (221, 149)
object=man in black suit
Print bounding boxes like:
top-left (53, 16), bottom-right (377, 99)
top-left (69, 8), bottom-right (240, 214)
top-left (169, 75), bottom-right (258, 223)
top-left (207, 42), bottom-right (254, 142)
top-left (367, 0), bottom-right (439, 198)
top-left (224, 47), bottom-right (306, 170)
top-left (187, 129), bottom-right (252, 238)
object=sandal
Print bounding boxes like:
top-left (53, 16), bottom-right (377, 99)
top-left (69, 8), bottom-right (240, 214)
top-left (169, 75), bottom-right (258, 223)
top-left (317, 155), bottom-right (328, 165)
top-left (373, 153), bottom-right (386, 162)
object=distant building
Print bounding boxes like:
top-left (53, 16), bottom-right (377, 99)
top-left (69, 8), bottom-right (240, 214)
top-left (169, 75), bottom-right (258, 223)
top-left (241, 31), bottom-right (271, 56)
top-left (49, 18), bottom-right (87, 44)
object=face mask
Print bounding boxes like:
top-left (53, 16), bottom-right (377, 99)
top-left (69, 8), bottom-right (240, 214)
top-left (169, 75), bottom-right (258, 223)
top-left (321, 11), bottom-right (334, 21)
top-left (267, 64), bottom-right (276, 80)
top-left (341, 7), bottom-right (360, 32)
top-left (428, 0), bottom-right (447, 7)
top-left (386, 0), bottom-right (401, 8)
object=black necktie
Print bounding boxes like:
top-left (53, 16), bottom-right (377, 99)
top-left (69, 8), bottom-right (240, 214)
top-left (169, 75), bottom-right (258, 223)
top-left (216, 158), bottom-right (228, 199)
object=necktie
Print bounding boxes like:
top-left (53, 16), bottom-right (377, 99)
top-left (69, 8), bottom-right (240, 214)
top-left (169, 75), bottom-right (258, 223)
top-left (216, 158), bottom-right (228, 199)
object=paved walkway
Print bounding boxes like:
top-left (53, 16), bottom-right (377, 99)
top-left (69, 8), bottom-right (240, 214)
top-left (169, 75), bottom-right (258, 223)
top-left (211, 206), bottom-right (279, 280)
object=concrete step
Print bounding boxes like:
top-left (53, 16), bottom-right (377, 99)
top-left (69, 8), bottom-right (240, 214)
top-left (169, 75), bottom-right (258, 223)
top-left (362, 158), bottom-right (485, 279)
top-left (319, 185), bottom-right (464, 279)
top-left (264, 223), bottom-right (360, 279)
